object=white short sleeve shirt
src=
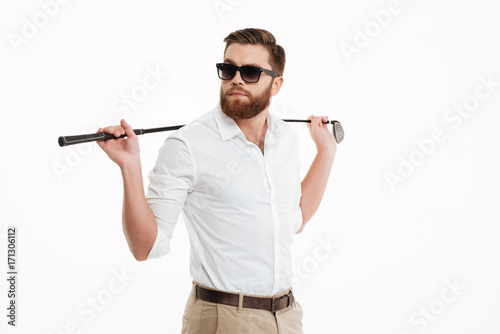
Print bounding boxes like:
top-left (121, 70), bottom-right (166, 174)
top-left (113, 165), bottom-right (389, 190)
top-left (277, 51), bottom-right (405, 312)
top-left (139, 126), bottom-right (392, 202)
top-left (145, 102), bottom-right (302, 296)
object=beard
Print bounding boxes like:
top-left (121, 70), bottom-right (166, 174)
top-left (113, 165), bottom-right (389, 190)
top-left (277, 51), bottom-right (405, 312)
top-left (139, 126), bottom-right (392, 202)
top-left (220, 81), bottom-right (273, 120)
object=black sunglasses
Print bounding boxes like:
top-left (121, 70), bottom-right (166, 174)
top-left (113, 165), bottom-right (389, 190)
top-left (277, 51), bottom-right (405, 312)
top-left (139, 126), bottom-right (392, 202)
top-left (216, 63), bottom-right (279, 83)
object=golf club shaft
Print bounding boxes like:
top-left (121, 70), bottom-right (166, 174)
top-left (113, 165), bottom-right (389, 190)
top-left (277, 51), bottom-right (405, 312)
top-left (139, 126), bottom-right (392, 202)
top-left (58, 120), bottom-right (338, 147)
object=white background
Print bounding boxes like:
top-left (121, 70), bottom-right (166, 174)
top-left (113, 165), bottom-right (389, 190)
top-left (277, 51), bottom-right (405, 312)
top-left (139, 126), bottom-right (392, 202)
top-left (1, 0), bottom-right (500, 333)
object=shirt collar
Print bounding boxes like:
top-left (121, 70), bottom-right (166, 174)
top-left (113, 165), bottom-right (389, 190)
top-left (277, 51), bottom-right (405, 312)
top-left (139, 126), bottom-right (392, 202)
top-left (213, 102), bottom-right (285, 142)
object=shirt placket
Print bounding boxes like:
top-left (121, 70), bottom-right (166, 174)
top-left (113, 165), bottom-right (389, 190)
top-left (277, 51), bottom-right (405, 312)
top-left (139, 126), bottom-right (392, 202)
top-left (237, 130), bottom-right (281, 295)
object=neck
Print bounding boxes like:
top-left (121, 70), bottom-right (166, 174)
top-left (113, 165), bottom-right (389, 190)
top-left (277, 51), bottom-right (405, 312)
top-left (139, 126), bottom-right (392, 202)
top-left (234, 108), bottom-right (269, 142)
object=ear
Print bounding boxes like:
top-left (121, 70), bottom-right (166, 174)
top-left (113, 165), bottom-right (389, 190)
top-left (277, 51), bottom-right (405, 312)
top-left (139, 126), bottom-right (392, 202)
top-left (270, 77), bottom-right (284, 97)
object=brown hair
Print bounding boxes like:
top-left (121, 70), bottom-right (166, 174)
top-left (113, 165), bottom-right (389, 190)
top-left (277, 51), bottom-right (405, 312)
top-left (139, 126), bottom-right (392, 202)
top-left (223, 28), bottom-right (286, 77)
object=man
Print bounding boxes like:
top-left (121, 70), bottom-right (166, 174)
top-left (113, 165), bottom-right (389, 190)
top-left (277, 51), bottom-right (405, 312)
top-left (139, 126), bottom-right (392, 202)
top-left (97, 28), bottom-right (336, 333)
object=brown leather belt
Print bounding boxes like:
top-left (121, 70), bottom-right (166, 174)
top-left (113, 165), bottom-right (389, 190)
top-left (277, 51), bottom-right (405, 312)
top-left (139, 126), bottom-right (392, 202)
top-left (195, 284), bottom-right (294, 313)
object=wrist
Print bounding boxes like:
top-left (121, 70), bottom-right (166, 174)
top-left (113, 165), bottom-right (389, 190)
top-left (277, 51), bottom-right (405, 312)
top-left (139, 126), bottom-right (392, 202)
top-left (316, 146), bottom-right (336, 160)
top-left (119, 159), bottom-right (142, 174)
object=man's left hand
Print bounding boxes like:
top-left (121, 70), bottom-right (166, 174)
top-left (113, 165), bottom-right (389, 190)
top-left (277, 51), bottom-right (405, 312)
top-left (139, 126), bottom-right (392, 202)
top-left (306, 115), bottom-right (337, 156)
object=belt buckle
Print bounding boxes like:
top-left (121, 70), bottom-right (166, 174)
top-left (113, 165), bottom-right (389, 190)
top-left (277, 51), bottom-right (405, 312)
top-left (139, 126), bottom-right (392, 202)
top-left (272, 290), bottom-right (292, 313)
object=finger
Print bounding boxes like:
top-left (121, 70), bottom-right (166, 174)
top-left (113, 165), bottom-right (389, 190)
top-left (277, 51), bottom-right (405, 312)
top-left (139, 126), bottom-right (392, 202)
top-left (112, 127), bottom-right (125, 137)
top-left (312, 116), bottom-right (322, 127)
top-left (103, 125), bottom-right (125, 137)
top-left (121, 119), bottom-right (136, 138)
top-left (101, 125), bottom-right (114, 133)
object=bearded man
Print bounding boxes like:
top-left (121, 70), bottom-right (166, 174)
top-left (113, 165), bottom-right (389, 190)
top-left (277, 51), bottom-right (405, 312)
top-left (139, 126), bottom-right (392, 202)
top-left (96, 28), bottom-right (337, 334)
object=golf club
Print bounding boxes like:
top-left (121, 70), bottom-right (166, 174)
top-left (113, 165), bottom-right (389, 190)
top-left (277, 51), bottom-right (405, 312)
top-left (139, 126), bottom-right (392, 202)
top-left (58, 119), bottom-right (344, 147)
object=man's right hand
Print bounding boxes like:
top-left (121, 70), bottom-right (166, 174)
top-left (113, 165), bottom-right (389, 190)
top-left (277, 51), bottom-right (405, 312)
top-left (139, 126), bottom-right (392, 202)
top-left (96, 119), bottom-right (140, 168)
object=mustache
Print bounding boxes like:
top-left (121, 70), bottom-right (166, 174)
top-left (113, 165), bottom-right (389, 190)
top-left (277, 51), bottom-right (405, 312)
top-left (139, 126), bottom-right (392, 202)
top-left (226, 87), bottom-right (251, 96)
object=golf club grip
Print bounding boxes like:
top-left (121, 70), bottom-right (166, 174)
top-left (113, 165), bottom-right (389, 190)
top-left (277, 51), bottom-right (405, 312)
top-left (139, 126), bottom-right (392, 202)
top-left (58, 129), bottom-right (144, 147)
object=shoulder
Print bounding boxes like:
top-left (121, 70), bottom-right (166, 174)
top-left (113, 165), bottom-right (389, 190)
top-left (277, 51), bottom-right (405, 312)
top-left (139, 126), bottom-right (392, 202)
top-left (269, 111), bottom-right (300, 144)
top-left (165, 105), bottom-right (219, 143)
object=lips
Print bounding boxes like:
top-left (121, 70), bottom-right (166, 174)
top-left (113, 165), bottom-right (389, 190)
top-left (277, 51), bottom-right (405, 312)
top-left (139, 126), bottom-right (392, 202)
top-left (228, 89), bottom-right (247, 97)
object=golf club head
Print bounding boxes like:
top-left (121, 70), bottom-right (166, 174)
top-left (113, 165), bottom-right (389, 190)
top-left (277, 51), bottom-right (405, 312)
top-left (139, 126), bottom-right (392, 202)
top-left (332, 121), bottom-right (344, 144)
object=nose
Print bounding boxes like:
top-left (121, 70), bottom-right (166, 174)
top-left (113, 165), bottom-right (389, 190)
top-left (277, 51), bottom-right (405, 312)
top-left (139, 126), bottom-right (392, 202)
top-left (229, 68), bottom-right (245, 86)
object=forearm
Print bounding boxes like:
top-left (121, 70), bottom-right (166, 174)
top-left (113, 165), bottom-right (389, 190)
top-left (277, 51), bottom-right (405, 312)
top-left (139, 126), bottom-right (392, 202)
top-left (120, 162), bottom-right (158, 261)
top-left (298, 150), bottom-right (335, 230)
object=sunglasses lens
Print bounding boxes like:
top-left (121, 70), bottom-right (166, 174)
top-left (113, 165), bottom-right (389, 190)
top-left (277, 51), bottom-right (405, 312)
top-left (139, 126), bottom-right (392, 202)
top-left (240, 66), bottom-right (261, 83)
top-left (218, 64), bottom-right (236, 80)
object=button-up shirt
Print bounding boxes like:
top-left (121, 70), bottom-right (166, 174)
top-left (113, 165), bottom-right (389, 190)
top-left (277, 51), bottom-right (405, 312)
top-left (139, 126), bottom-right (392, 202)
top-left (145, 102), bottom-right (303, 296)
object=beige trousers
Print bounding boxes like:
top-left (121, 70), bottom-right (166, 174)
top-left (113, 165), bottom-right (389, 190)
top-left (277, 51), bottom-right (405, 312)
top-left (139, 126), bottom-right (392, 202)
top-left (181, 282), bottom-right (304, 334)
